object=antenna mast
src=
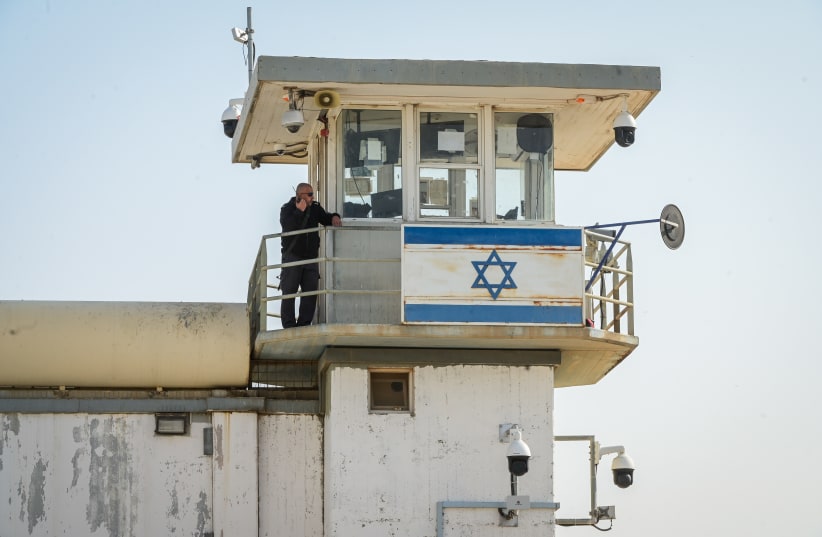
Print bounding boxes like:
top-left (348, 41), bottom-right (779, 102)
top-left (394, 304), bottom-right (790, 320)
top-left (246, 7), bottom-right (255, 83)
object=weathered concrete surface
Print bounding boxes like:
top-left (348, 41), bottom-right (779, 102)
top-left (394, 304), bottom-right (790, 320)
top-left (259, 414), bottom-right (323, 537)
top-left (212, 412), bottom-right (258, 537)
top-left (324, 364), bottom-right (556, 537)
top-left (0, 412), bottom-right (213, 537)
top-left (0, 301), bottom-right (249, 388)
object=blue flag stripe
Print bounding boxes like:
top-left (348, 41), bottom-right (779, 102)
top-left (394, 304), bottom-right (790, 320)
top-left (405, 304), bottom-right (583, 324)
top-left (404, 226), bottom-right (582, 247)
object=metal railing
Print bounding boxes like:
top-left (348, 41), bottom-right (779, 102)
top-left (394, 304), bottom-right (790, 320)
top-left (247, 225), bottom-right (402, 337)
top-left (583, 229), bottom-right (634, 335)
top-left (247, 226), bottom-right (634, 338)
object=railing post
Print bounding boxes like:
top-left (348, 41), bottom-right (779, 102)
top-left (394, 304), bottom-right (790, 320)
top-left (258, 239), bottom-right (269, 333)
top-left (599, 277), bottom-right (607, 330)
top-left (612, 269), bottom-right (620, 333)
top-left (626, 246), bottom-right (634, 336)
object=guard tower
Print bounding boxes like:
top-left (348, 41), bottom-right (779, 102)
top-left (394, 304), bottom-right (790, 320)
top-left (0, 56), bottom-right (663, 537)
top-left (229, 56), bottom-right (661, 535)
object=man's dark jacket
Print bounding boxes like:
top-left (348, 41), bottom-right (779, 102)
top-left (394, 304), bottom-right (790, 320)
top-left (280, 197), bottom-right (340, 259)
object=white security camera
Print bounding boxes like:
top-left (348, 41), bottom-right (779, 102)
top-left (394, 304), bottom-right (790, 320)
top-left (221, 98), bottom-right (244, 139)
top-left (506, 427), bottom-right (532, 477)
top-left (282, 109), bottom-right (305, 134)
top-left (613, 110), bottom-right (636, 147)
top-left (596, 444), bottom-right (635, 489)
top-left (611, 452), bottom-right (635, 488)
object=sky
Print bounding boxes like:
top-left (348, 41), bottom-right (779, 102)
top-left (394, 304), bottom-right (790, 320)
top-left (1, 1), bottom-right (821, 536)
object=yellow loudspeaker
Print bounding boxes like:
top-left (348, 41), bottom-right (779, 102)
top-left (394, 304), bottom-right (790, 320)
top-left (314, 90), bottom-right (340, 108)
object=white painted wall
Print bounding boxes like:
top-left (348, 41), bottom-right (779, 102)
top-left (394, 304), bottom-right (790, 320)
top-left (0, 413), bottom-right (213, 537)
top-left (212, 412), bottom-right (259, 537)
top-left (324, 364), bottom-right (556, 537)
top-left (259, 414), bottom-right (323, 537)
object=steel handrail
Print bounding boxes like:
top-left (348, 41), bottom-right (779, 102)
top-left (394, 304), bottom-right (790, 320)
top-left (248, 226), bottom-right (635, 335)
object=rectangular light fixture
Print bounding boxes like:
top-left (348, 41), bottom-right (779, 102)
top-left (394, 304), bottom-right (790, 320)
top-left (155, 413), bottom-right (189, 435)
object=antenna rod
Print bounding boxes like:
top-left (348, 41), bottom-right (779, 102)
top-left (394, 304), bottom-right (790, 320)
top-left (246, 7), bottom-right (255, 83)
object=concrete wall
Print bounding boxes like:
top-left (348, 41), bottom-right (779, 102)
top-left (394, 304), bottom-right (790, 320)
top-left (259, 414), bottom-right (324, 537)
top-left (323, 364), bottom-right (556, 537)
top-left (0, 411), bottom-right (324, 537)
top-left (0, 412), bottom-right (213, 537)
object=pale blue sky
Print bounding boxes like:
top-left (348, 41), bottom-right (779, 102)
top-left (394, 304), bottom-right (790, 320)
top-left (1, 1), bottom-right (821, 535)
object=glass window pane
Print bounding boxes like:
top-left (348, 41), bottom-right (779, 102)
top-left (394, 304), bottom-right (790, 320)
top-left (341, 109), bottom-right (403, 219)
top-left (494, 112), bottom-right (554, 222)
top-left (419, 112), bottom-right (479, 164)
top-left (419, 168), bottom-right (479, 218)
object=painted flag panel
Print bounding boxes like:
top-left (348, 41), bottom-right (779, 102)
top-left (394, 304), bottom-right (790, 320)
top-left (402, 225), bottom-right (584, 325)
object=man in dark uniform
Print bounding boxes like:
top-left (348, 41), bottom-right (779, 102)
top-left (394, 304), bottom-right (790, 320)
top-left (279, 183), bottom-right (342, 328)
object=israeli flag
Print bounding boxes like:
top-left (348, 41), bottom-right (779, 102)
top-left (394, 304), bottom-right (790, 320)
top-left (402, 225), bottom-right (584, 325)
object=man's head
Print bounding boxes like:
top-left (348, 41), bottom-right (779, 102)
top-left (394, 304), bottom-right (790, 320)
top-left (296, 183), bottom-right (314, 204)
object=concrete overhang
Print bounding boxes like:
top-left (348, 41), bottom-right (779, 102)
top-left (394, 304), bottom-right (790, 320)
top-left (253, 324), bottom-right (638, 388)
top-left (230, 56), bottom-right (660, 171)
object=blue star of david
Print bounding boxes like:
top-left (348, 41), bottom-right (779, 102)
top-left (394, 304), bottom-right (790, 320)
top-left (471, 249), bottom-right (517, 300)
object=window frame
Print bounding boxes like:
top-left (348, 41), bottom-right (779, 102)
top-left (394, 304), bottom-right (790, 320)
top-left (336, 106), bottom-right (405, 223)
top-left (368, 368), bottom-right (414, 413)
top-left (415, 107), bottom-right (484, 222)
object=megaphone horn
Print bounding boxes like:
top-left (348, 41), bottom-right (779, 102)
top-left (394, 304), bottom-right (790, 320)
top-left (314, 90), bottom-right (340, 108)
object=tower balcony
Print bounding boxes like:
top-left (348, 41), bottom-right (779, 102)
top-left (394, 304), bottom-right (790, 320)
top-left (248, 224), bottom-right (637, 389)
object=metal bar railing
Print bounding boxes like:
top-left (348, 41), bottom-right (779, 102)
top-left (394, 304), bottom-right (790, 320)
top-left (248, 226), bottom-right (635, 336)
top-left (247, 225), bottom-right (402, 331)
top-left (583, 229), bottom-right (634, 335)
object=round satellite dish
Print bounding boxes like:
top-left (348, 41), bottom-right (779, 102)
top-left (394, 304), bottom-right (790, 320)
top-left (659, 204), bottom-right (685, 250)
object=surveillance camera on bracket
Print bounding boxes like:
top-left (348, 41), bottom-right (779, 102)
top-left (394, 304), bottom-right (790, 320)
top-left (220, 98), bottom-right (244, 139)
top-left (555, 435), bottom-right (635, 529)
top-left (282, 109), bottom-right (305, 134)
top-left (613, 95), bottom-right (636, 147)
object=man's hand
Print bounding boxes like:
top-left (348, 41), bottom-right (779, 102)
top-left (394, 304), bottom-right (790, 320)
top-left (296, 197), bottom-right (308, 212)
top-left (331, 215), bottom-right (342, 227)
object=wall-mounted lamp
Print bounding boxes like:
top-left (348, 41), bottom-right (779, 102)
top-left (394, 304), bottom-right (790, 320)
top-left (155, 413), bottom-right (189, 435)
top-left (613, 95), bottom-right (637, 147)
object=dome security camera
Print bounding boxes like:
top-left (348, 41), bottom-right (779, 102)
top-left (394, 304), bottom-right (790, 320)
top-left (220, 98), bottom-right (244, 139)
top-left (506, 428), bottom-right (532, 477)
top-left (282, 109), bottom-right (305, 134)
top-left (613, 110), bottom-right (636, 148)
top-left (611, 452), bottom-right (635, 488)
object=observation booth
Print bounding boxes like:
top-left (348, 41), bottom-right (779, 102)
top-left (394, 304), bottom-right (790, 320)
top-left (229, 56), bottom-right (661, 391)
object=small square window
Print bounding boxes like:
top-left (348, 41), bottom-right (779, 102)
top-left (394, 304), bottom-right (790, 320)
top-left (369, 370), bottom-right (412, 412)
